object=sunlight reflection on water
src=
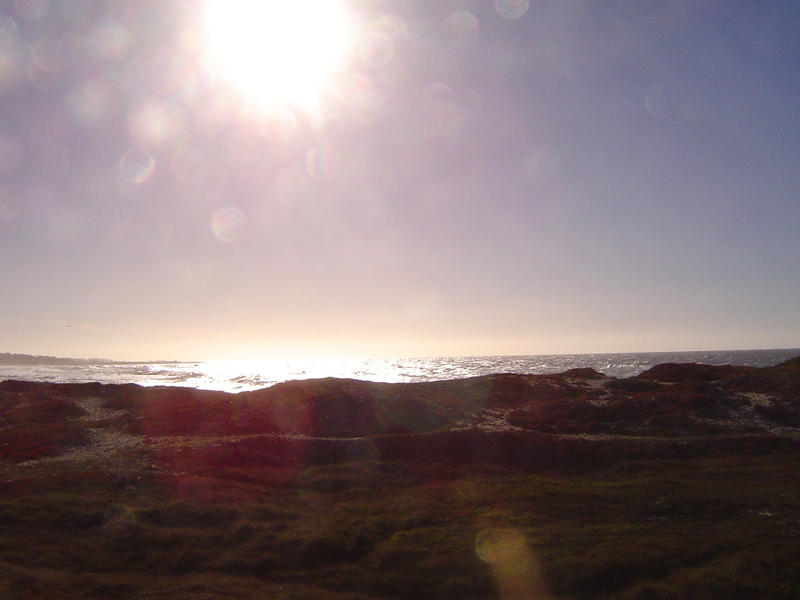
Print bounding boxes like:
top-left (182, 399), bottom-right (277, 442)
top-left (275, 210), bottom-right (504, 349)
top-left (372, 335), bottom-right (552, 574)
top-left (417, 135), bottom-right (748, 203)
top-left (1, 349), bottom-right (798, 393)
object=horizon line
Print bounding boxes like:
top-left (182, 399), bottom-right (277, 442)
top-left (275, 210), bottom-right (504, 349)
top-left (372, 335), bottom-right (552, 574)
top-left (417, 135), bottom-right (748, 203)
top-left (3, 346), bottom-right (800, 365)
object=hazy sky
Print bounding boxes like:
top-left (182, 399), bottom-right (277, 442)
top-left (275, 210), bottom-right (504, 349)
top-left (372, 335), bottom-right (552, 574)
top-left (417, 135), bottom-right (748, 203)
top-left (1, 0), bottom-right (799, 360)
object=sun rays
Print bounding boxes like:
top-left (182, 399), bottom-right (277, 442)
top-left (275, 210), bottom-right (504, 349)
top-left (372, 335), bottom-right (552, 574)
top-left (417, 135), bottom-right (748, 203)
top-left (202, 0), bottom-right (356, 116)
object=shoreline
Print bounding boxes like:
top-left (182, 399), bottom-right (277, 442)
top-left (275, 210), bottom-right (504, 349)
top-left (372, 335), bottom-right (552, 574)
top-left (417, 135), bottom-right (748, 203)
top-left (2, 357), bottom-right (799, 456)
top-left (2, 358), bottom-right (799, 599)
top-left (2, 348), bottom-right (799, 393)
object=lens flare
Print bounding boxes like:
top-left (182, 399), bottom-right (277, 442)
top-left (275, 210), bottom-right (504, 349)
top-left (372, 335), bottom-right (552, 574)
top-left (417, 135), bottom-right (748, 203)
top-left (494, 0), bottom-right (530, 20)
top-left (119, 149), bottom-right (155, 184)
top-left (211, 206), bottom-right (245, 242)
top-left (373, 14), bottom-right (408, 41)
top-left (305, 145), bottom-right (341, 180)
top-left (359, 31), bottom-right (393, 67)
top-left (445, 11), bottom-right (480, 47)
top-left (0, 16), bottom-right (25, 91)
top-left (127, 101), bottom-right (184, 147)
top-left (645, 83), bottom-right (677, 119)
top-left (476, 528), bottom-right (552, 599)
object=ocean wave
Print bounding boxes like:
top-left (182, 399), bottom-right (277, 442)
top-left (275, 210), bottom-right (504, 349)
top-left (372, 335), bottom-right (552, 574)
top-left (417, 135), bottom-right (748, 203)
top-left (0, 349), bottom-right (798, 393)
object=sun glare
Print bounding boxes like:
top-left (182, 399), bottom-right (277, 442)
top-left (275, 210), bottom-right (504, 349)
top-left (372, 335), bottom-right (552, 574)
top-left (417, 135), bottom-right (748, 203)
top-left (203, 0), bottom-right (355, 115)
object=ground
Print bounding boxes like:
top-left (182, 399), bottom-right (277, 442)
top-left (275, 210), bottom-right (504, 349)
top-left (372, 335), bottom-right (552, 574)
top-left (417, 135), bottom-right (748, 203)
top-left (1, 358), bottom-right (799, 598)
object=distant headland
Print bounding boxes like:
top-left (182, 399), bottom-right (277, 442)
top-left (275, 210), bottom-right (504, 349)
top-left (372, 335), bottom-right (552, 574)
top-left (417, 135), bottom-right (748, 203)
top-left (0, 352), bottom-right (105, 366)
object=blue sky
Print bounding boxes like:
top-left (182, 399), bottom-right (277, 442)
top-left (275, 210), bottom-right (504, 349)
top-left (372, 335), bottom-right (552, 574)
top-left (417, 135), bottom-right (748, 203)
top-left (1, 0), bottom-right (798, 360)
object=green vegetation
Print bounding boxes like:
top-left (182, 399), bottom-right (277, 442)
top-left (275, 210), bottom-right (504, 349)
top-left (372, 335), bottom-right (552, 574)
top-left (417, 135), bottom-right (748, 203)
top-left (1, 450), bottom-right (799, 599)
top-left (2, 361), bottom-right (799, 598)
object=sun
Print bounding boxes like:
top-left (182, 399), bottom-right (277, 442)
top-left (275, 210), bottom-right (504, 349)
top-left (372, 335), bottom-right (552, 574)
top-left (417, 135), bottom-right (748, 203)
top-left (202, 0), bottom-right (356, 115)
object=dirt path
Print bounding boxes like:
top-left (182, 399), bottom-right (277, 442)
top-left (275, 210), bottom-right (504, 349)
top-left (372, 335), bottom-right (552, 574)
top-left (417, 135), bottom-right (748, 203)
top-left (21, 396), bottom-right (145, 466)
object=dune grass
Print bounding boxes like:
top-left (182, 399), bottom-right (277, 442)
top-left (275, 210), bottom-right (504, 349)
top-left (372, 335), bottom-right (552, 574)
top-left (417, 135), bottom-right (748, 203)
top-left (2, 367), bottom-right (799, 598)
top-left (1, 448), bottom-right (799, 599)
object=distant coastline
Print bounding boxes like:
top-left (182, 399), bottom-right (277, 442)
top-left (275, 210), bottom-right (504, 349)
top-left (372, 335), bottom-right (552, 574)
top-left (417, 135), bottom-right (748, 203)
top-left (0, 353), bottom-right (104, 366)
top-left (0, 353), bottom-right (180, 366)
top-left (3, 348), bottom-right (800, 366)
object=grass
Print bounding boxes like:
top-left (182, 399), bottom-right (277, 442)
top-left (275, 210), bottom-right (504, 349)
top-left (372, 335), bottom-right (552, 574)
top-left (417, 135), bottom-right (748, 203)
top-left (2, 366), bottom-right (800, 598)
top-left (1, 448), bottom-right (799, 599)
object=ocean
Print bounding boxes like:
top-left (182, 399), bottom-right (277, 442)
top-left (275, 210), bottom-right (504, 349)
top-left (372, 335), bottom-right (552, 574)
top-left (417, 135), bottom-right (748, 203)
top-left (1, 348), bottom-right (798, 393)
